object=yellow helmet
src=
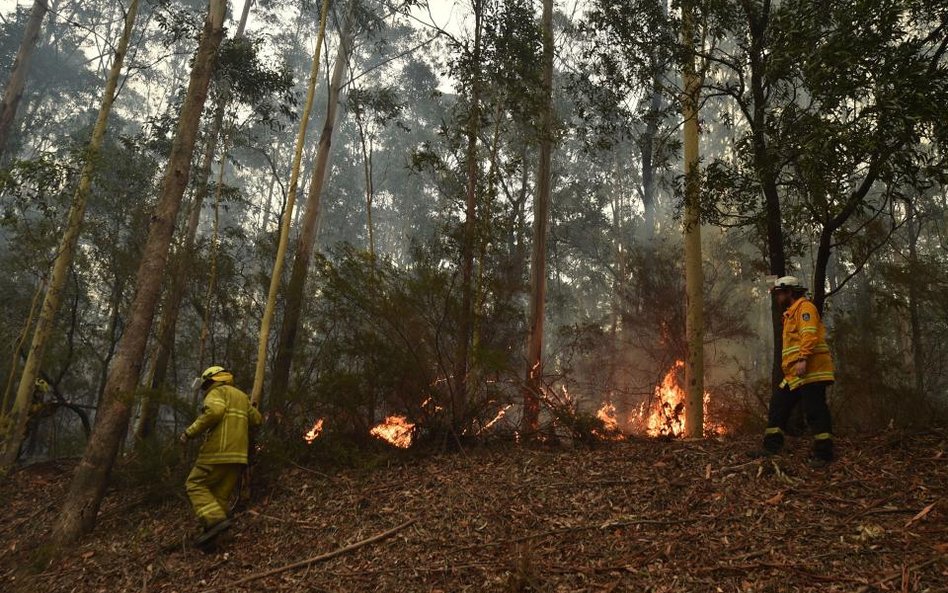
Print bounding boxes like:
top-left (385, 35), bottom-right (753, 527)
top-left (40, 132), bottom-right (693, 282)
top-left (201, 365), bottom-right (227, 381)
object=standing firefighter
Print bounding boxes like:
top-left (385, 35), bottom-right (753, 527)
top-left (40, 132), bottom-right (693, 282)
top-left (180, 366), bottom-right (262, 546)
top-left (758, 276), bottom-right (835, 467)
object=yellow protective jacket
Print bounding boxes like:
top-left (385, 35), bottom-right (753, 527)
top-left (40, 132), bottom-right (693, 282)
top-left (781, 297), bottom-right (835, 390)
top-left (185, 378), bottom-right (262, 465)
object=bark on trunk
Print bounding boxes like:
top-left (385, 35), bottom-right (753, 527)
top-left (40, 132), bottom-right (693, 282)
top-left (906, 202), bottom-right (924, 395)
top-left (135, 0), bottom-right (254, 442)
top-left (354, 112), bottom-right (375, 259)
top-left (269, 13), bottom-right (354, 413)
top-left (740, 0), bottom-right (787, 385)
top-left (250, 0), bottom-right (332, 409)
top-left (0, 0), bottom-right (140, 473)
top-left (48, 0), bottom-right (225, 545)
top-left (681, 0), bottom-right (704, 439)
top-left (454, 0), bottom-right (484, 432)
top-left (0, 0), bottom-right (48, 161)
top-left (521, 0), bottom-right (554, 435)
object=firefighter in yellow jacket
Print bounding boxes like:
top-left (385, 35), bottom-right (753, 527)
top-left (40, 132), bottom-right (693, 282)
top-left (180, 366), bottom-right (262, 545)
top-left (760, 276), bottom-right (835, 467)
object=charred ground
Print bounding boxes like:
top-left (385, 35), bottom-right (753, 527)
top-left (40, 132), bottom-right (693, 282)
top-left (1, 432), bottom-right (946, 593)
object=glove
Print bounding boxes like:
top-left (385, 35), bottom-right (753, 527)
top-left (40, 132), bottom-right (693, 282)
top-left (793, 359), bottom-right (807, 377)
top-left (179, 432), bottom-right (190, 445)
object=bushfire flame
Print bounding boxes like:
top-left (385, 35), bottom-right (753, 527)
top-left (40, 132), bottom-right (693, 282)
top-left (370, 415), bottom-right (415, 448)
top-left (635, 360), bottom-right (727, 437)
top-left (303, 418), bottom-right (324, 444)
top-left (594, 402), bottom-right (624, 440)
top-left (478, 404), bottom-right (513, 435)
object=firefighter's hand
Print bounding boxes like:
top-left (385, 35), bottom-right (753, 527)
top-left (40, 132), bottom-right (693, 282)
top-left (793, 359), bottom-right (807, 377)
top-left (178, 432), bottom-right (189, 446)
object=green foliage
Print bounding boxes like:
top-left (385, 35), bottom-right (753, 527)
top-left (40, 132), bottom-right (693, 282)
top-left (273, 242), bottom-right (523, 441)
top-left (215, 36), bottom-right (297, 128)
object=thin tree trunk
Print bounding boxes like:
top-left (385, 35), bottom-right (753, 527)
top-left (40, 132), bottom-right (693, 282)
top-left (134, 0), bottom-right (255, 442)
top-left (681, 0), bottom-right (704, 438)
top-left (906, 201), bottom-right (924, 395)
top-left (641, 0), bottom-right (666, 245)
top-left (0, 0), bottom-right (141, 473)
top-left (48, 0), bottom-right (226, 545)
top-left (269, 11), bottom-right (354, 413)
top-left (196, 137), bottom-right (229, 369)
top-left (354, 111), bottom-right (375, 259)
top-left (474, 99), bottom-right (504, 356)
top-left (455, 0), bottom-right (484, 432)
top-left (250, 0), bottom-right (332, 409)
top-left (737, 0), bottom-right (787, 384)
top-left (94, 273), bottom-right (126, 409)
top-left (1, 277), bottom-right (45, 414)
top-left (0, 0), bottom-right (48, 161)
top-left (522, 0), bottom-right (554, 435)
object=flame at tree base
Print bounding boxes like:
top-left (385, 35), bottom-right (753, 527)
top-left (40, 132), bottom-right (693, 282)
top-left (634, 360), bottom-right (727, 437)
top-left (590, 360), bottom-right (728, 441)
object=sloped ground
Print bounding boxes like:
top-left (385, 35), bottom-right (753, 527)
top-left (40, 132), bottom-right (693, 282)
top-left (1, 432), bottom-right (946, 593)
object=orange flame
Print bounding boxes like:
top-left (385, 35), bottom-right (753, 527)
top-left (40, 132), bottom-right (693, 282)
top-left (370, 415), bottom-right (415, 448)
top-left (593, 402), bottom-right (625, 441)
top-left (303, 418), bottom-right (324, 444)
top-left (642, 361), bottom-right (687, 436)
top-left (477, 404), bottom-right (513, 435)
top-left (634, 360), bottom-right (727, 437)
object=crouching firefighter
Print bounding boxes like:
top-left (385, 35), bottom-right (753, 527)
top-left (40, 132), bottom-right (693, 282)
top-left (180, 366), bottom-right (262, 546)
top-left (758, 276), bottom-right (836, 468)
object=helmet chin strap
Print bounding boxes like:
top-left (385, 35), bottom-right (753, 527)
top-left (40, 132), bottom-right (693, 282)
top-left (190, 377), bottom-right (203, 390)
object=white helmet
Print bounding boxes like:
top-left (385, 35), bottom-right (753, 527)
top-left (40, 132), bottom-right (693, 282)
top-left (773, 275), bottom-right (806, 291)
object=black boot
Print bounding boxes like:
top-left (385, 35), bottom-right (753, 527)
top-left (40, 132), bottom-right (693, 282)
top-left (194, 517), bottom-right (233, 547)
top-left (747, 428), bottom-right (784, 458)
top-left (810, 436), bottom-right (833, 469)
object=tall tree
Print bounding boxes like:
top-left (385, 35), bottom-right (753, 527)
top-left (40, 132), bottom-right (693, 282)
top-left (680, 0), bottom-right (704, 438)
top-left (522, 0), bottom-right (554, 435)
top-left (269, 7), bottom-right (356, 414)
top-left (0, 0), bottom-right (141, 473)
top-left (49, 0), bottom-right (227, 545)
top-left (0, 0), bottom-right (48, 161)
top-left (454, 0), bottom-right (485, 433)
top-left (134, 0), bottom-right (255, 443)
top-left (250, 0), bottom-right (332, 409)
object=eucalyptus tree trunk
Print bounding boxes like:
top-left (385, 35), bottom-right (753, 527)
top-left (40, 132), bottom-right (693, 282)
top-left (135, 0), bottom-right (255, 443)
top-left (455, 0), bottom-right (484, 432)
top-left (269, 11), bottom-right (355, 413)
top-left (906, 201), bottom-right (924, 396)
top-left (0, 0), bottom-right (48, 161)
top-left (250, 0), bottom-right (332, 409)
top-left (1, 278), bottom-right (44, 415)
top-left (738, 0), bottom-right (786, 384)
top-left (681, 0), bottom-right (705, 438)
top-left (640, 0), bottom-right (667, 245)
top-left (352, 102), bottom-right (376, 259)
top-left (0, 0), bottom-right (141, 473)
top-left (522, 0), bottom-right (554, 435)
top-left (49, 0), bottom-right (226, 545)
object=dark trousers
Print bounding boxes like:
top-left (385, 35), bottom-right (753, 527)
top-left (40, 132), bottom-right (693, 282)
top-left (763, 382), bottom-right (833, 460)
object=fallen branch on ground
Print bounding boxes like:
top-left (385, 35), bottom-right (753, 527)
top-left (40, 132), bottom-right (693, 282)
top-left (202, 519), bottom-right (417, 592)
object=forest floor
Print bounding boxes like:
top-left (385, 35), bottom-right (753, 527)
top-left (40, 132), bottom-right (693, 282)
top-left (1, 431), bottom-right (946, 593)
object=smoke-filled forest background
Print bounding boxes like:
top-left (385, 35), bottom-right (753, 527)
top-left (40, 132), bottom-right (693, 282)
top-left (0, 0), bottom-right (946, 483)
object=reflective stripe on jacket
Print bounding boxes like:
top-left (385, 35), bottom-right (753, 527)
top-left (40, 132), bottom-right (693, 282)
top-left (185, 382), bottom-right (262, 465)
top-left (781, 297), bottom-right (835, 390)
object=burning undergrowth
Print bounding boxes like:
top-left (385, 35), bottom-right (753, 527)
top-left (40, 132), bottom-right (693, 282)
top-left (298, 358), bottom-right (734, 451)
